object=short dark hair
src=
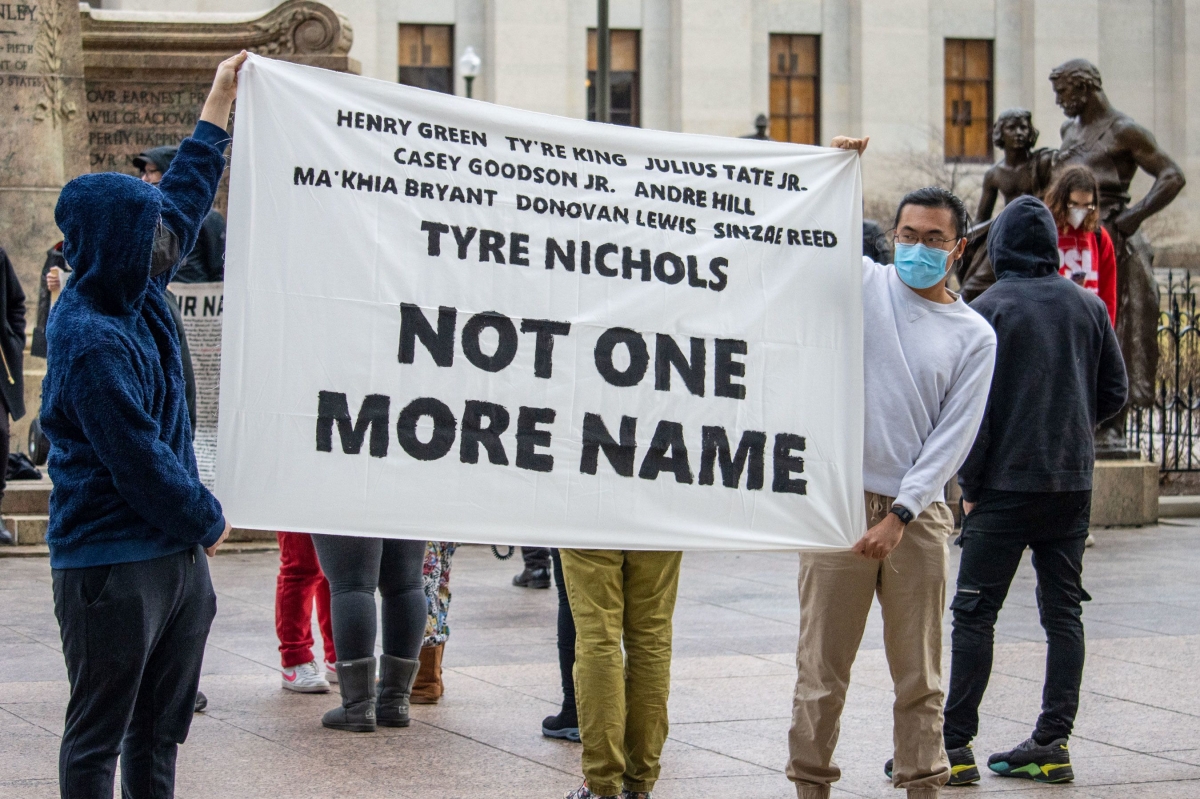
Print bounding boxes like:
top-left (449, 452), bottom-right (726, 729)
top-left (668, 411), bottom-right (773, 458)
top-left (893, 186), bottom-right (969, 239)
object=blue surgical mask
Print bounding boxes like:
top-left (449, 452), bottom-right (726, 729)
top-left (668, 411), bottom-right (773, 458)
top-left (894, 242), bottom-right (952, 289)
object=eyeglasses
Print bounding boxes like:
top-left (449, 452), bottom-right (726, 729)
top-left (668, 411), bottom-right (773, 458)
top-left (888, 230), bottom-right (960, 248)
top-left (1067, 202), bottom-right (1095, 211)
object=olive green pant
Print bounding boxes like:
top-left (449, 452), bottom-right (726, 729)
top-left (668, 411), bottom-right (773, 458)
top-left (561, 549), bottom-right (682, 797)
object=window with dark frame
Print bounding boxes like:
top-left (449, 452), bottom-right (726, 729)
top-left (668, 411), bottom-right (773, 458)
top-left (398, 24), bottom-right (454, 94)
top-left (944, 39), bottom-right (993, 162)
top-left (768, 34), bottom-right (820, 145)
top-left (587, 29), bottom-right (640, 127)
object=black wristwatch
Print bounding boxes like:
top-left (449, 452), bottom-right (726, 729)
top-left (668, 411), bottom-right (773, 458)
top-left (889, 504), bottom-right (914, 525)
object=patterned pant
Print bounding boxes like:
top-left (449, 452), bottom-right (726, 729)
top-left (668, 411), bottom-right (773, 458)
top-left (422, 542), bottom-right (457, 646)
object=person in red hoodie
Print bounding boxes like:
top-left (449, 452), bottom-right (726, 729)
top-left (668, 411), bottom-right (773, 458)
top-left (1045, 165), bottom-right (1118, 326)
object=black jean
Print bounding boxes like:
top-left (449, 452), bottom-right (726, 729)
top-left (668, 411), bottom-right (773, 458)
top-left (0, 407), bottom-right (9, 501)
top-left (53, 546), bottom-right (216, 799)
top-left (943, 490), bottom-right (1091, 749)
top-left (522, 546), bottom-right (551, 570)
top-left (311, 535), bottom-right (426, 662)
top-left (551, 549), bottom-right (577, 715)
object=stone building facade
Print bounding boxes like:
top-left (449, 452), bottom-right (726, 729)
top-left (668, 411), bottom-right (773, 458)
top-left (69, 0), bottom-right (1200, 259)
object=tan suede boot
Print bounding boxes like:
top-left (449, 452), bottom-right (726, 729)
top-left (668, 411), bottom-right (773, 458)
top-left (410, 642), bottom-right (444, 704)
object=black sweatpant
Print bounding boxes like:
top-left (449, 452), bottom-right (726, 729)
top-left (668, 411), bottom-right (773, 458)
top-left (944, 490), bottom-right (1091, 749)
top-left (551, 549), bottom-right (577, 716)
top-left (53, 546), bottom-right (216, 799)
top-left (311, 535), bottom-right (426, 662)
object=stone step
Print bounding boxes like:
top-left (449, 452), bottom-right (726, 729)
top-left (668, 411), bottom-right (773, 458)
top-left (0, 495), bottom-right (276, 546)
top-left (1, 479), bottom-right (52, 515)
top-left (3, 514), bottom-right (48, 545)
top-left (1158, 495), bottom-right (1200, 518)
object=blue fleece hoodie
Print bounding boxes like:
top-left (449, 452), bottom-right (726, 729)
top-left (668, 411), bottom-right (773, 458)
top-left (43, 121), bottom-right (230, 569)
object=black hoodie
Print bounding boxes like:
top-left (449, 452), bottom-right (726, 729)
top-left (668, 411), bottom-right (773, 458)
top-left (957, 196), bottom-right (1128, 501)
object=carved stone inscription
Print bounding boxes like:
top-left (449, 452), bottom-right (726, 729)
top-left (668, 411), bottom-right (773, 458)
top-left (85, 82), bottom-right (207, 172)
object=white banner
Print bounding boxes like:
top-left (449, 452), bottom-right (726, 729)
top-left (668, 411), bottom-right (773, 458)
top-left (169, 281), bottom-right (223, 489)
top-left (217, 54), bottom-right (865, 550)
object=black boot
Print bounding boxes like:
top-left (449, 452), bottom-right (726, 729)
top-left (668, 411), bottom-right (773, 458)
top-left (376, 654), bottom-right (420, 727)
top-left (322, 656), bottom-right (376, 732)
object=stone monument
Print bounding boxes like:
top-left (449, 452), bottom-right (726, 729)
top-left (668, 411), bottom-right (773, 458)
top-left (0, 1), bottom-right (358, 452)
top-left (0, 0), bottom-right (89, 345)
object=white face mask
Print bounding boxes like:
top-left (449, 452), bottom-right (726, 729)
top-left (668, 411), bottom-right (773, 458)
top-left (1068, 207), bottom-right (1089, 229)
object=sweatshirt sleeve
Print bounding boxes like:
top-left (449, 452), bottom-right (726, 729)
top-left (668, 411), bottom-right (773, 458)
top-left (65, 344), bottom-right (226, 547)
top-left (894, 338), bottom-right (996, 514)
top-left (155, 123), bottom-right (229, 284)
top-left (955, 397), bottom-right (991, 504)
top-left (1097, 228), bottom-right (1118, 326)
top-left (1096, 312), bottom-right (1129, 424)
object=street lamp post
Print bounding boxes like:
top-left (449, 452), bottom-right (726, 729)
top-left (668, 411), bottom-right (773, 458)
top-left (596, 0), bottom-right (610, 123)
top-left (459, 46), bottom-right (481, 99)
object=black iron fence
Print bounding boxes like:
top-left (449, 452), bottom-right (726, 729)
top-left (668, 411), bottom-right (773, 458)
top-left (1127, 269), bottom-right (1200, 470)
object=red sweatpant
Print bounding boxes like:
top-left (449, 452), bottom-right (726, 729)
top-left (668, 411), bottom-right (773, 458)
top-left (276, 532), bottom-right (337, 668)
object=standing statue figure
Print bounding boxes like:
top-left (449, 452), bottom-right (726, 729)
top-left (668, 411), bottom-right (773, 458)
top-left (1051, 59), bottom-right (1186, 455)
top-left (956, 108), bottom-right (1054, 297)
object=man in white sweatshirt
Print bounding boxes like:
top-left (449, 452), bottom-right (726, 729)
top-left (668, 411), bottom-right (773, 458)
top-left (787, 141), bottom-right (997, 799)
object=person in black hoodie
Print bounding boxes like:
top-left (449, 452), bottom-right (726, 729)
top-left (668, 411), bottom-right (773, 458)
top-left (43, 51), bottom-right (245, 798)
top-left (132, 145), bottom-right (227, 284)
top-left (940, 195), bottom-right (1127, 785)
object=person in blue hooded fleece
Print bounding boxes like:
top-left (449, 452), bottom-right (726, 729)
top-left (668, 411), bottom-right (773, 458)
top-left (43, 51), bottom-right (246, 799)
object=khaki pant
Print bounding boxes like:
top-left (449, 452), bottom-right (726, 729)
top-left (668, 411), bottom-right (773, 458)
top-left (561, 549), bottom-right (682, 797)
top-left (787, 492), bottom-right (952, 799)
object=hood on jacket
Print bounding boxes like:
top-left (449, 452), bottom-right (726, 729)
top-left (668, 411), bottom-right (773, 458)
top-left (987, 194), bottom-right (1060, 279)
top-left (132, 146), bottom-right (178, 174)
top-left (54, 173), bottom-right (162, 317)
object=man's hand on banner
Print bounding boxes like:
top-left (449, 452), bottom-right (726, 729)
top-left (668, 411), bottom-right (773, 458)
top-left (200, 50), bottom-right (249, 131)
top-left (206, 519), bottom-right (232, 558)
top-left (831, 136), bottom-right (870, 156)
top-left (851, 512), bottom-right (904, 559)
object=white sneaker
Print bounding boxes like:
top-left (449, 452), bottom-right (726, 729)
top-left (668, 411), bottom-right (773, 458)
top-left (325, 661), bottom-right (338, 684)
top-left (281, 660), bottom-right (330, 693)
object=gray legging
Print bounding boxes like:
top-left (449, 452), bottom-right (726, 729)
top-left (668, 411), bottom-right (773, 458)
top-left (310, 536), bottom-right (426, 662)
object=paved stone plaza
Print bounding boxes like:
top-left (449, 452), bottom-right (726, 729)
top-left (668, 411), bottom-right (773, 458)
top-left (2, 521), bottom-right (1199, 799)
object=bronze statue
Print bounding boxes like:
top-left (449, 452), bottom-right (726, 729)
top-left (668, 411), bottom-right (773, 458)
top-left (1051, 59), bottom-right (1186, 454)
top-left (956, 109), bottom-right (1053, 296)
top-left (977, 109), bottom-right (1054, 221)
top-left (955, 60), bottom-right (1185, 456)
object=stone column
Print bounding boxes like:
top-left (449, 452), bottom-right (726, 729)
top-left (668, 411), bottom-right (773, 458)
top-left (0, 0), bottom-right (88, 318)
top-left (672, 0), bottom-right (752, 137)
top-left (487, 0), bottom-right (571, 117)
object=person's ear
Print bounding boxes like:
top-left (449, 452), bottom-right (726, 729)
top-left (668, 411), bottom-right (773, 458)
top-left (951, 237), bottom-right (968, 262)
